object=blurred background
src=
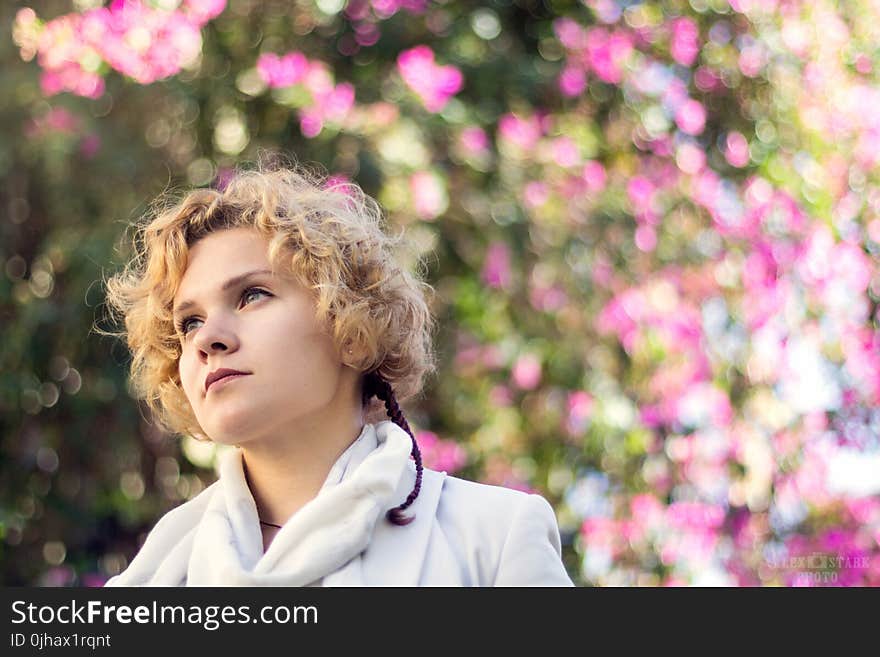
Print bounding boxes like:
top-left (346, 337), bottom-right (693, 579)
top-left (2, 0), bottom-right (879, 587)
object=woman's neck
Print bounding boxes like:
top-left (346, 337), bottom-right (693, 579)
top-left (239, 402), bottom-right (366, 536)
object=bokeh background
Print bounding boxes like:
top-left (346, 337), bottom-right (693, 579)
top-left (2, 0), bottom-right (879, 587)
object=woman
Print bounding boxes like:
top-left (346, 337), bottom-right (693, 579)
top-left (104, 164), bottom-right (573, 586)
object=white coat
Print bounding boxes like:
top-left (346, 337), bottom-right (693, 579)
top-left (106, 422), bottom-right (574, 587)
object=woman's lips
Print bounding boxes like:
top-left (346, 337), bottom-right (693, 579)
top-left (205, 372), bottom-right (250, 394)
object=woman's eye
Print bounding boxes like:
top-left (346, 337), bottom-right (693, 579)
top-left (241, 287), bottom-right (270, 306)
top-left (178, 317), bottom-right (202, 336)
top-left (177, 287), bottom-right (272, 336)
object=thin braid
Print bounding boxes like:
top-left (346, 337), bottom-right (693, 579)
top-left (364, 372), bottom-right (422, 526)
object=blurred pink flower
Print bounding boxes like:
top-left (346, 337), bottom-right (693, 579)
top-left (634, 224), bottom-right (657, 251)
top-left (559, 64), bottom-right (587, 96)
top-left (666, 501), bottom-right (725, 530)
top-left (298, 112), bottom-right (323, 138)
top-left (675, 140), bottom-right (706, 174)
top-left (694, 66), bottom-right (723, 92)
top-left (554, 18), bottom-right (587, 50)
top-left (323, 173), bottom-right (351, 190)
top-left (257, 51), bottom-right (309, 88)
top-left (669, 17), bottom-right (700, 66)
top-left (371, 0), bottom-right (428, 19)
top-left (550, 136), bottom-right (581, 167)
top-left (628, 493), bottom-right (664, 542)
top-left (724, 131), bottom-right (750, 168)
top-left (482, 242), bottom-right (512, 290)
top-left (675, 99), bottom-right (706, 135)
top-left (29, 107), bottom-right (81, 135)
top-left (627, 176), bottom-right (656, 213)
top-left (23, 1), bottom-right (226, 98)
top-left (581, 517), bottom-right (623, 554)
top-left (566, 391), bottom-right (594, 435)
top-left (497, 112), bottom-right (545, 151)
top-left (416, 430), bottom-right (468, 474)
top-left (183, 0), bottom-right (227, 23)
top-left (397, 45), bottom-right (463, 112)
top-left (409, 170), bottom-right (447, 220)
top-left (582, 160), bottom-right (607, 192)
top-left (523, 181), bottom-right (550, 208)
top-left (738, 43), bottom-right (767, 78)
top-left (584, 28), bottom-right (633, 84)
top-left (841, 328), bottom-right (880, 404)
top-left (458, 126), bottom-right (489, 155)
top-left (512, 353), bottom-right (542, 390)
top-left (489, 384), bottom-right (513, 407)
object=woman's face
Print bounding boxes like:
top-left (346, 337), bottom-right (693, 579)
top-left (172, 226), bottom-right (354, 445)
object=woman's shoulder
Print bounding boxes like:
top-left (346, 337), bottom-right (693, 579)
top-left (421, 470), bottom-right (572, 585)
top-left (432, 471), bottom-right (558, 534)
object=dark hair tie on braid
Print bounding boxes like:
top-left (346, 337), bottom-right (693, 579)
top-left (363, 371), bottom-right (422, 526)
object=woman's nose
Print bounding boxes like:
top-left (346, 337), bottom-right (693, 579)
top-left (193, 316), bottom-right (240, 358)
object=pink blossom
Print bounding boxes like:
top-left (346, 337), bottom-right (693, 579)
top-left (416, 431), bottom-right (468, 474)
top-left (738, 44), bottom-right (766, 78)
top-left (675, 141), bottom-right (706, 174)
top-left (23, 1), bottom-right (226, 98)
top-left (669, 17), bottom-right (700, 66)
top-left (725, 131), bottom-right (751, 168)
top-left (353, 22), bottom-right (380, 47)
top-left (397, 45), bottom-right (463, 112)
top-left (458, 126), bottom-right (489, 155)
top-left (299, 112), bottom-right (323, 138)
top-left (182, 0), bottom-right (227, 24)
top-left (257, 52), bottom-right (309, 88)
top-left (30, 107), bottom-right (81, 135)
top-left (497, 113), bottom-right (544, 152)
top-left (554, 18), bottom-right (587, 50)
top-left (551, 136), bottom-right (581, 167)
top-left (627, 176), bottom-right (656, 213)
top-left (409, 171), bottom-right (447, 220)
top-left (694, 66), bottom-right (723, 92)
top-left (512, 354), bottom-right (542, 390)
top-left (98, 3), bottom-right (204, 85)
top-left (482, 242), bottom-right (512, 289)
top-left (841, 328), bottom-right (880, 404)
top-left (868, 219), bottom-right (880, 244)
top-left (666, 501), bottom-right (725, 530)
top-left (675, 99), bottom-right (707, 135)
top-left (529, 283), bottom-right (568, 312)
top-left (371, 0), bottom-right (428, 19)
top-left (566, 391), bottom-right (594, 435)
top-left (489, 385), bottom-right (513, 407)
top-left (635, 224), bottom-right (657, 251)
top-left (523, 181), bottom-right (550, 208)
top-left (584, 28), bottom-right (633, 84)
top-left (315, 82), bottom-right (356, 123)
top-left (559, 64), bottom-right (587, 97)
top-left (628, 494), bottom-right (664, 543)
top-left (582, 161), bottom-right (607, 192)
top-left (581, 517), bottom-right (622, 553)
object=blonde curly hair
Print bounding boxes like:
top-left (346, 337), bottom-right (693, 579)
top-left (105, 163), bottom-right (435, 437)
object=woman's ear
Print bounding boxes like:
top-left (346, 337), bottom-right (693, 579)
top-left (341, 340), bottom-right (368, 368)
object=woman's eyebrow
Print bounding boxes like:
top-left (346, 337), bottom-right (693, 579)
top-left (173, 268), bottom-right (274, 317)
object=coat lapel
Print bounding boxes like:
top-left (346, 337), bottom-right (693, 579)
top-left (322, 465), bottom-right (446, 586)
